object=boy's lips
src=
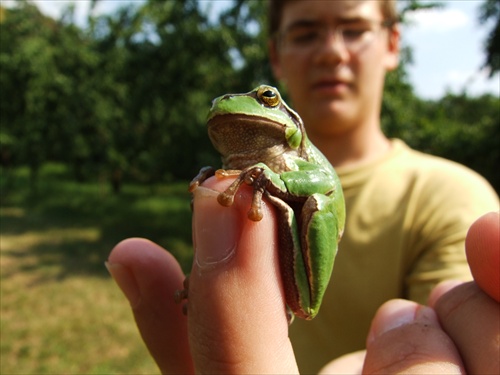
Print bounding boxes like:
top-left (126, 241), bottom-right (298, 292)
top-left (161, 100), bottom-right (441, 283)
top-left (311, 79), bottom-right (352, 95)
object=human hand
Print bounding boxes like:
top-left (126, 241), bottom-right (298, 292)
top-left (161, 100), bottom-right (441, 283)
top-left (427, 211), bottom-right (499, 374)
top-left (323, 212), bottom-right (499, 374)
top-left (107, 176), bottom-right (298, 373)
top-left (108, 176), bottom-right (499, 374)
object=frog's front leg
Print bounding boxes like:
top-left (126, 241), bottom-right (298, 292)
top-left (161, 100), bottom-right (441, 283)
top-left (189, 167), bottom-right (243, 192)
top-left (217, 166), bottom-right (270, 221)
top-left (188, 166), bottom-right (216, 192)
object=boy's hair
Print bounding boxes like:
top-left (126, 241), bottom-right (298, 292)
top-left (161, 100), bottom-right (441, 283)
top-left (268, 0), bottom-right (399, 37)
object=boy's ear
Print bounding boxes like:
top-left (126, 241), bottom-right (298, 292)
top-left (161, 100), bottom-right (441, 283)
top-left (385, 24), bottom-right (400, 71)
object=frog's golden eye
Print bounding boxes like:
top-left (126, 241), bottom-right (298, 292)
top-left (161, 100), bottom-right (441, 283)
top-left (258, 86), bottom-right (280, 107)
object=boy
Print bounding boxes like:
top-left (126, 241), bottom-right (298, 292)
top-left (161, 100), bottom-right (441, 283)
top-left (268, 0), bottom-right (497, 371)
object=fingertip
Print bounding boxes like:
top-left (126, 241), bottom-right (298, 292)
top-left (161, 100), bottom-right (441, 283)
top-left (110, 237), bottom-right (181, 270)
top-left (367, 299), bottom-right (438, 346)
top-left (427, 280), bottom-right (464, 308)
top-left (191, 176), bottom-right (278, 273)
top-left (109, 237), bottom-right (166, 263)
top-left (108, 237), bottom-right (186, 301)
top-left (192, 186), bottom-right (240, 268)
top-left (466, 212), bottom-right (500, 302)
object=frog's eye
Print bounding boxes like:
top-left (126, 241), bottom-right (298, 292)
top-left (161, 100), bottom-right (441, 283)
top-left (258, 86), bottom-right (280, 107)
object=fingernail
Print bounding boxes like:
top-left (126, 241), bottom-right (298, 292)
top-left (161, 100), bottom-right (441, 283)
top-left (105, 261), bottom-right (141, 308)
top-left (372, 301), bottom-right (415, 338)
top-left (367, 301), bottom-right (439, 345)
top-left (192, 186), bottom-right (239, 269)
top-left (428, 279), bottom-right (463, 307)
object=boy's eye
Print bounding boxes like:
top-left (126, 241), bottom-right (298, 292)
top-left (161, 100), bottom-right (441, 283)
top-left (341, 28), bottom-right (368, 41)
top-left (279, 20), bottom-right (384, 52)
top-left (340, 24), bottom-right (374, 41)
top-left (288, 28), bottom-right (321, 45)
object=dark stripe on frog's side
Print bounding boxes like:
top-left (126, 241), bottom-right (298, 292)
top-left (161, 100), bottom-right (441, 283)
top-left (265, 193), bottom-right (313, 320)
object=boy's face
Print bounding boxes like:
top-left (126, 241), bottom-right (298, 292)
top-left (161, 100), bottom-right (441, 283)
top-left (270, 0), bottom-right (399, 138)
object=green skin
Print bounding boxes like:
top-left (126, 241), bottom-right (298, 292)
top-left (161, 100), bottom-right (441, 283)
top-left (190, 85), bottom-right (345, 320)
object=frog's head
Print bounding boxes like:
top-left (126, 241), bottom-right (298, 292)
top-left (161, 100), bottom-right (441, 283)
top-left (206, 85), bottom-right (306, 162)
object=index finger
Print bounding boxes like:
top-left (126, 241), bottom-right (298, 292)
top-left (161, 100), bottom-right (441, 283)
top-left (187, 176), bottom-right (298, 373)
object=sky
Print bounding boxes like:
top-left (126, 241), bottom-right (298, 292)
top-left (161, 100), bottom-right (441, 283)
top-left (5, 0), bottom-right (499, 99)
top-left (402, 1), bottom-right (499, 99)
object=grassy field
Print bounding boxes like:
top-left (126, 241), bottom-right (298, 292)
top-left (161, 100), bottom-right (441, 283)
top-left (1, 164), bottom-right (193, 374)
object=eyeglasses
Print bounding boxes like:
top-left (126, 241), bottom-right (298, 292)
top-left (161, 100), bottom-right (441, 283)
top-left (277, 19), bottom-right (392, 54)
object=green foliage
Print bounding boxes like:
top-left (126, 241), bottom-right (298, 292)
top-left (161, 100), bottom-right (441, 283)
top-left (416, 94), bottom-right (499, 191)
top-left (0, 0), bottom-right (498, 194)
top-left (479, 0), bottom-right (500, 76)
top-left (382, 75), bottom-right (499, 193)
top-left (218, 0), bottom-right (275, 88)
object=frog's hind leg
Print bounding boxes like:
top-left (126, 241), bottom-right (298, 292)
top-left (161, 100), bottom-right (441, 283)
top-left (299, 194), bottom-right (339, 315)
top-left (265, 193), bottom-right (312, 320)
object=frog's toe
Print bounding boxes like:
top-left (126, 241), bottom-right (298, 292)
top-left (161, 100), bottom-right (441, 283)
top-left (248, 206), bottom-right (263, 221)
top-left (217, 192), bottom-right (234, 206)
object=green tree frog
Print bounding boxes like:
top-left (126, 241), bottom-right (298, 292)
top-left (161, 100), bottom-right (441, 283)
top-left (185, 85), bottom-right (345, 320)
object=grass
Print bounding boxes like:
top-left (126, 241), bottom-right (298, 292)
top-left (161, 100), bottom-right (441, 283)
top-left (1, 164), bottom-right (193, 374)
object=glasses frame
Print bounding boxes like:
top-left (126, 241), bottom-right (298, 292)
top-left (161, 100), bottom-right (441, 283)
top-left (275, 19), bottom-right (395, 54)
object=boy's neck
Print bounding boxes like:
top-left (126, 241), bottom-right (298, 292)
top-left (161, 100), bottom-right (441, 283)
top-left (309, 124), bottom-right (391, 169)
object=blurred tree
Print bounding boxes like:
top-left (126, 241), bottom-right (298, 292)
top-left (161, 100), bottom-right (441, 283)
top-left (479, 0), bottom-right (500, 76)
top-left (99, 0), bottom-right (237, 184)
top-left (0, 1), bottom-right (112, 188)
top-left (218, 0), bottom-right (274, 89)
top-left (417, 93), bottom-right (500, 192)
top-left (381, 1), bottom-right (438, 143)
top-left (1, 2), bottom-right (63, 188)
top-left (0, 0), bottom-right (497, 194)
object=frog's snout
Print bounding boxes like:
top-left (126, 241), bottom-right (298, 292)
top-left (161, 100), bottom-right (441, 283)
top-left (211, 94), bottom-right (234, 108)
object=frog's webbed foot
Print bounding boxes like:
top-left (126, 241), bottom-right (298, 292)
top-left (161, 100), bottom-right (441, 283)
top-left (174, 276), bottom-right (190, 316)
top-left (217, 166), bottom-right (268, 222)
top-left (247, 170), bottom-right (268, 221)
top-left (188, 166), bottom-right (216, 192)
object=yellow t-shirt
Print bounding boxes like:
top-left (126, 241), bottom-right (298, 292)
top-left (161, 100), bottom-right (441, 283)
top-left (290, 139), bottom-right (499, 373)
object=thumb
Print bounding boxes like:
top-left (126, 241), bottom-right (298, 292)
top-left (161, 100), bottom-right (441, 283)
top-left (363, 299), bottom-right (465, 374)
top-left (187, 176), bottom-right (298, 373)
top-left (107, 238), bottom-right (194, 374)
